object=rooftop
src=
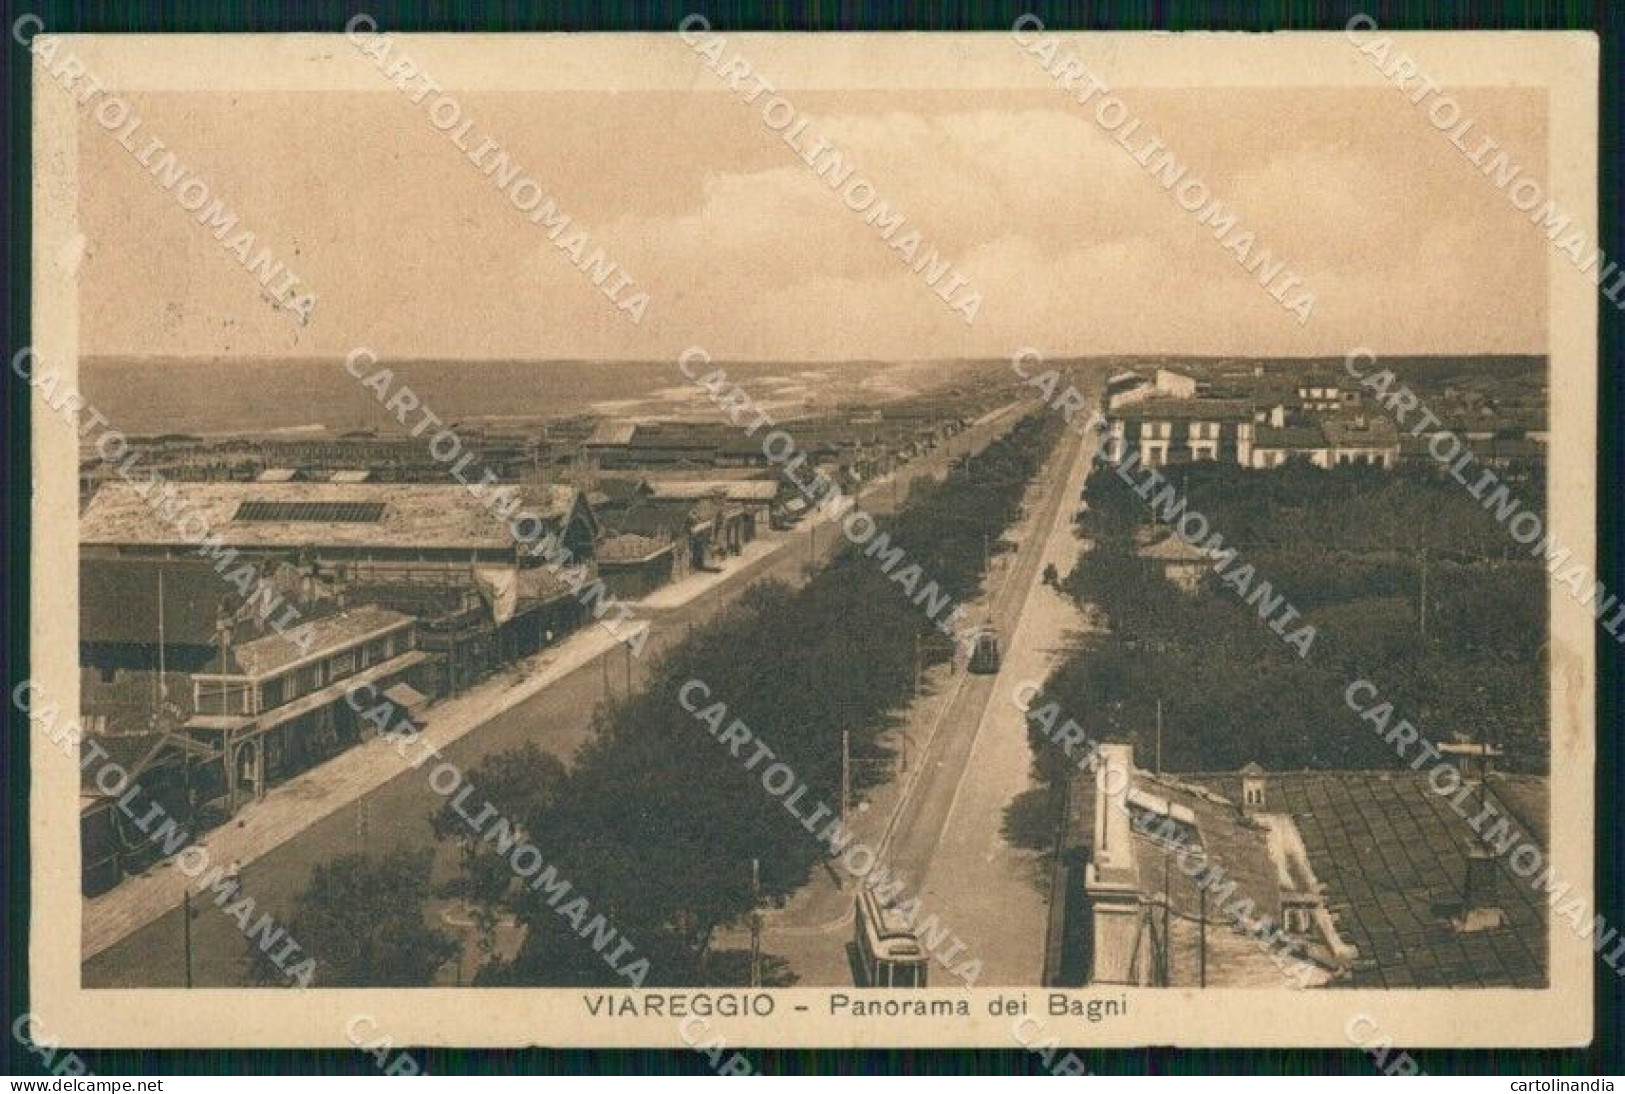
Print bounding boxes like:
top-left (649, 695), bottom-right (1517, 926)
top-left (644, 480), bottom-right (781, 503)
top-left (1136, 534), bottom-right (1211, 564)
top-left (215, 604), bottom-right (412, 679)
top-left (1112, 398), bottom-right (1254, 422)
top-left (80, 483), bottom-right (583, 552)
top-left (1189, 770), bottom-right (1548, 988)
top-left (81, 558), bottom-right (245, 647)
top-left (1321, 416), bottom-right (1399, 447)
top-left (1254, 424), bottom-right (1327, 449)
top-left (584, 422), bottom-right (639, 447)
top-left (597, 532), bottom-right (678, 564)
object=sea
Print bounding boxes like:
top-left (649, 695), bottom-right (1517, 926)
top-left (79, 357), bottom-right (903, 439)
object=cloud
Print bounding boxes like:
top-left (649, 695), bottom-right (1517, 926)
top-left (78, 87), bottom-right (1548, 360)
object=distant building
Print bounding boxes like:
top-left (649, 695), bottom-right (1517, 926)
top-left (1296, 374), bottom-right (1353, 412)
top-left (81, 728), bottom-right (205, 897)
top-left (1321, 415), bottom-right (1399, 468)
top-left (1106, 371), bottom-right (1154, 410)
top-left (1136, 533), bottom-right (1211, 594)
top-left (642, 479), bottom-right (781, 537)
top-left (1249, 423), bottom-right (1328, 468)
top-left (608, 496), bottom-right (748, 572)
top-left (1106, 399), bottom-right (1256, 467)
top-left (80, 481), bottom-right (600, 578)
top-left (596, 532), bottom-right (687, 599)
top-left (81, 482), bottom-right (602, 697)
top-left (1154, 369), bottom-right (1199, 400)
top-left (1249, 415), bottom-right (1398, 470)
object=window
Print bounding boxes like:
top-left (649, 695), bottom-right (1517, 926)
top-left (330, 651), bottom-right (356, 679)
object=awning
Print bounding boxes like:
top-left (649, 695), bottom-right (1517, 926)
top-left (186, 714), bottom-right (253, 733)
top-left (383, 682), bottom-right (429, 713)
top-left (258, 650), bottom-right (429, 731)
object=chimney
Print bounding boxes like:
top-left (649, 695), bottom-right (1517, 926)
top-left (1453, 848), bottom-right (1505, 932)
top-left (1240, 762), bottom-right (1267, 813)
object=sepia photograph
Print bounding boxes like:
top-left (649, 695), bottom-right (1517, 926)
top-left (13, 13), bottom-right (1612, 1071)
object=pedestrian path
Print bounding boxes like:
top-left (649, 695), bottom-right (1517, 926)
top-left (81, 401), bottom-right (1027, 961)
top-left (82, 531), bottom-right (790, 959)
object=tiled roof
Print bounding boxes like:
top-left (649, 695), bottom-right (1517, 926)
top-left (609, 498), bottom-right (719, 539)
top-left (585, 422), bottom-right (638, 447)
top-left (1254, 425), bottom-right (1327, 449)
top-left (1129, 773), bottom-right (1284, 927)
top-left (1221, 771), bottom-right (1548, 988)
top-left (1113, 399), bottom-right (1254, 422)
top-left (79, 731), bottom-right (192, 796)
top-left (516, 568), bottom-right (576, 607)
top-left (1321, 416), bottom-right (1399, 447)
top-left (80, 558), bottom-right (242, 647)
top-left (221, 605), bottom-right (411, 678)
top-left (597, 533), bottom-right (676, 563)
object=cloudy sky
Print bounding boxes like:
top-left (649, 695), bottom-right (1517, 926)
top-left (79, 85), bottom-right (1547, 361)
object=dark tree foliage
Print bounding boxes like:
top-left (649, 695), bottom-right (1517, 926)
top-left (440, 413), bottom-right (1064, 985)
top-left (1028, 456), bottom-right (1548, 782)
top-left (249, 848), bottom-right (458, 987)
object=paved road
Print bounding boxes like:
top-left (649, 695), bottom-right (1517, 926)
top-left (83, 404), bottom-right (1028, 987)
top-left (747, 411), bottom-right (1097, 986)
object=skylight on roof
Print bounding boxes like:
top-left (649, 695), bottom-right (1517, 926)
top-left (233, 500), bottom-right (386, 523)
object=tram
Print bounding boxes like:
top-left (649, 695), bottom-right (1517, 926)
top-left (853, 888), bottom-right (929, 987)
top-left (967, 626), bottom-right (1003, 674)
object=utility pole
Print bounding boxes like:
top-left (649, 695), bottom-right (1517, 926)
top-left (1162, 838), bottom-right (1172, 985)
top-left (601, 651), bottom-right (612, 698)
top-left (1418, 548), bottom-right (1429, 639)
top-left (182, 889), bottom-right (194, 988)
top-left (624, 642), bottom-right (633, 694)
top-left (1155, 698), bottom-right (1164, 777)
top-left (749, 858), bottom-right (762, 988)
top-left (841, 730), bottom-right (851, 827)
top-left (913, 633), bottom-right (923, 697)
top-left (1198, 883), bottom-right (1208, 988)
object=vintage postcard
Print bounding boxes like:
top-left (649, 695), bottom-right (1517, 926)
top-left (24, 24), bottom-right (1599, 1052)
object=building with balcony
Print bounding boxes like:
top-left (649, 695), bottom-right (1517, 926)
top-left (185, 604), bottom-right (428, 813)
top-left (1106, 399), bottom-right (1256, 468)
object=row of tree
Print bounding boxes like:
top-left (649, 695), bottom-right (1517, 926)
top-left (460, 411), bottom-right (1062, 985)
top-left (261, 410), bottom-right (1063, 988)
top-left (1027, 457), bottom-right (1549, 785)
